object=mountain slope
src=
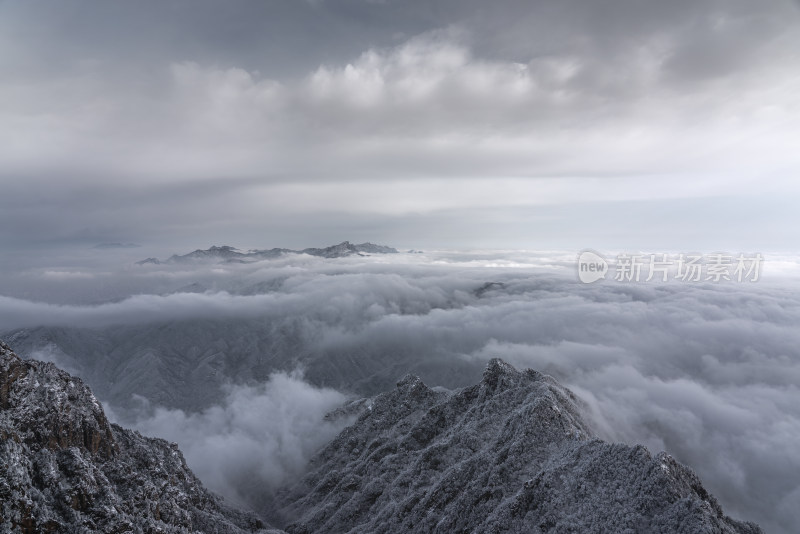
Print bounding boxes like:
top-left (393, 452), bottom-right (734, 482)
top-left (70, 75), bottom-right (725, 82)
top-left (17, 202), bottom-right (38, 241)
top-left (4, 321), bottom-right (485, 414)
top-left (275, 359), bottom-right (761, 534)
top-left (1, 337), bottom-right (764, 533)
top-left (0, 340), bottom-right (278, 534)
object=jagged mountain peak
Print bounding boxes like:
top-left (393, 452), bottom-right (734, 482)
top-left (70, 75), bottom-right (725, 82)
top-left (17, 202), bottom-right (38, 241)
top-left (482, 356), bottom-right (521, 383)
top-left (395, 373), bottom-right (433, 398)
top-left (274, 357), bottom-right (761, 534)
top-left (0, 340), bottom-right (273, 534)
top-left (0, 341), bottom-right (117, 460)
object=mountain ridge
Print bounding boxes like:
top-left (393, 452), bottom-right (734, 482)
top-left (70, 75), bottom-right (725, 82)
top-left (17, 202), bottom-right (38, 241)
top-left (274, 358), bottom-right (762, 533)
top-left (0, 340), bottom-right (278, 534)
top-left (1, 339), bottom-right (763, 533)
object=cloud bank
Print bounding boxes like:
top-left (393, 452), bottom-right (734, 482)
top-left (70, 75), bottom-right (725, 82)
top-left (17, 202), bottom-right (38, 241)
top-left (3, 250), bottom-right (799, 532)
top-left (110, 370), bottom-right (352, 517)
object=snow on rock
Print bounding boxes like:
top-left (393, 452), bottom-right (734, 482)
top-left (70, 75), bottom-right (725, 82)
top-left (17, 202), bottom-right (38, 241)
top-left (0, 340), bottom-right (278, 534)
top-left (1, 337), bottom-right (764, 534)
top-left (274, 358), bottom-right (762, 534)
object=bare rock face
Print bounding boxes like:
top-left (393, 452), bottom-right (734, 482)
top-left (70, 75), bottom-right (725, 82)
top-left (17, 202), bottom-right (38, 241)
top-left (0, 340), bottom-right (276, 534)
top-left (1, 341), bottom-right (117, 462)
top-left (274, 359), bottom-right (762, 534)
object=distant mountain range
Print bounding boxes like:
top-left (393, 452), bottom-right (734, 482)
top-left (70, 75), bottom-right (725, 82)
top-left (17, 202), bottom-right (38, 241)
top-left (136, 241), bottom-right (398, 265)
top-left (1, 341), bottom-right (761, 533)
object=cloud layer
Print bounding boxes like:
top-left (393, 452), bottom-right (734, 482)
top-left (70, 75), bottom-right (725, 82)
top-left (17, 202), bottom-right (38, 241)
top-left (3, 250), bottom-right (799, 532)
top-left (109, 370), bottom-right (352, 517)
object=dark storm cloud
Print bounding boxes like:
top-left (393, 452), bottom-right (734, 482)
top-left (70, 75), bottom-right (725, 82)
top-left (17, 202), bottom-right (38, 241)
top-left (1, 0), bottom-right (798, 250)
top-left (0, 0), bottom-right (440, 77)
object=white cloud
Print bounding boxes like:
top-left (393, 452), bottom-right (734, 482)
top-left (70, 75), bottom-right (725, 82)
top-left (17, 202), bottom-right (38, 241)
top-left (112, 370), bottom-right (352, 513)
top-left (3, 20), bottom-right (799, 188)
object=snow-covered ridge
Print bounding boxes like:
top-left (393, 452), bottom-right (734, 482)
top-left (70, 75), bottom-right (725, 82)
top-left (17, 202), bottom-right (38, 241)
top-left (274, 358), bottom-right (762, 533)
top-left (0, 340), bottom-right (275, 533)
top-left (1, 340), bottom-right (764, 533)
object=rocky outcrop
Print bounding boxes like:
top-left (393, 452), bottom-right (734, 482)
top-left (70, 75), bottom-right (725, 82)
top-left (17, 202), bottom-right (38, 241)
top-left (274, 359), bottom-right (761, 534)
top-left (0, 341), bottom-right (117, 461)
top-left (0, 340), bottom-right (277, 534)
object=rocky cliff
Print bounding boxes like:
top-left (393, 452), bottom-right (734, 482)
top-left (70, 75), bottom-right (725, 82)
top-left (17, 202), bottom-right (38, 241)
top-left (0, 340), bottom-right (276, 534)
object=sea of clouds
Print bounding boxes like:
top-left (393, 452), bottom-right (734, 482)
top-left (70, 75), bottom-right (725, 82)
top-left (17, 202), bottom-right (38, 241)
top-left (1, 248), bottom-right (799, 532)
top-left (107, 371), bottom-right (352, 519)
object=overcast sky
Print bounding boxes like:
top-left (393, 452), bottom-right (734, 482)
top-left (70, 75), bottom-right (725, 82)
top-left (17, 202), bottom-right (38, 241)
top-left (1, 0), bottom-right (799, 256)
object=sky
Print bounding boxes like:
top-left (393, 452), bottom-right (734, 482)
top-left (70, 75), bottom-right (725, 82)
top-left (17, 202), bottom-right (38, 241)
top-left (1, 0), bottom-right (799, 257)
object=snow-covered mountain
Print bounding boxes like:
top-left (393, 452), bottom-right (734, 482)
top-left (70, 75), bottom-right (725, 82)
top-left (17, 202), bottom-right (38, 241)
top-left (275, 359), bottom-right (761, 533)
top-left (139, 241), bottom-right (399, 265)
top-left (0, 341), bottom-right (277, 533)
top-left (1, 340), bottom-right (761, 533)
